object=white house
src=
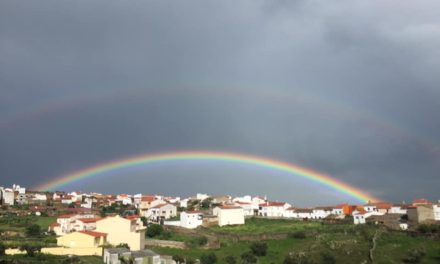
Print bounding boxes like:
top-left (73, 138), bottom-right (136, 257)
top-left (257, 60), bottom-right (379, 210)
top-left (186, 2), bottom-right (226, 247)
top-left (311, 207), bottom-right (333, 219)
top-left (180, 211), bottom-right (203, 229)
top-left (12, 184), bottom-right (26, 194)
top-left (353, 212), bottom-right (370, 224)
top-left (1, 188), bottom-right (15, 206)
top-left (233, 195), bottom-right (252, 204)
top-left (252, 196), bottom-right (266, 205)
top-left (389, 204), bottom-right (408, 214)
top-left (258, 202), bottom-right (291, 217)
top-left (116, 194), bottom-right (133, 205)
top-left (433, 204), bottom-right (440, 221)
top-left (234, 201), bottom-right (258, 216)
top-left (353, 210), bottom-right (384, 225)
top-left (331, 207), bottom-right (344, 216)
top-left (51, 213), bottom-right (97, 235)
top-left (72, 217), bottom-right (102, 232)
top-left (214, 206), bottom-right (245, 227)
top-left (180, 198), bottom-right (189, 208)
top-left (363, 202), bottom-right (392, 214)
top-left (146, 203), bottom-right (177, 222)
top-left (32, 193), bottom-right (47, 202)
top-left (292, 208), bottom-right (313, 219)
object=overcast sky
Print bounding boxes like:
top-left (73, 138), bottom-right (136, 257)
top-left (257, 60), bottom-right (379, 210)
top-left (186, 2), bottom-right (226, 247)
top-left (1, 0), bottom-right (440, 206)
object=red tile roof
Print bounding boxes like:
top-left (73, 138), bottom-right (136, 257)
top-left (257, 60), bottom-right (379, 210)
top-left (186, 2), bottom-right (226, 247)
top-left (413, 198), bottom-right (431, 205)
top-left (79, 230), bottom-right (107, 237)
top-left (151, 203), bottom-right (170, 209)
top-left (259, 202), bottom-right (286, 207)
top-left (218, 206), bottom-right (242, 209)
top-left (185, 211), bottom-right (202, 214)
top-left (125, 215), bottom-right (139, 220)
top-left (77, 218), bottom-right (101, 223)
top-left (57, 214), bottom-right (75, 219)
top-left (141, 196), bottom-right (155, 202)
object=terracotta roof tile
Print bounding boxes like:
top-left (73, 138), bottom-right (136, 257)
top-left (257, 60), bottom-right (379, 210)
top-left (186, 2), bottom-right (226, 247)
top-left (79, 230), bottom-right (107, 237)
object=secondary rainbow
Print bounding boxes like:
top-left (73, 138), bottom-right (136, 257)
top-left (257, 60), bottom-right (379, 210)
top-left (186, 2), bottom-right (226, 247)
top-left (35, 151), bottom-right (378, 203)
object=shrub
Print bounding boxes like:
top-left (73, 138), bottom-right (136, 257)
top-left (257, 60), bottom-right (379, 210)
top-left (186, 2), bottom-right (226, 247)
top-left (250, 241), bottom-right (268, 256)
top-left (321, 252), bottom-right (336, 264)
top-left (283, 252), bottom-right (314, 264)
top-left (0, 243), bottom-right (5, 256)
top-left (185, 236), bottom-right (208, 248)
top-left (186, 257), bottom-right (196, 264)
top-left (26, 224), bottom-right (41, 237)
top-left (224, 255), bottom-right (237, 264)
top-left (241, 251), bottom-right (257, 264)
top-left (19, 244), bottom-right (42, 257)
top-left (146, 224), bottom-right (163, 238)
top-left (290, 231), bottom-right (306, 239)
top-left (403, 248), bottom-right (426, 263)
top-left (172, 255), bottom-right (185, 264)
top-left (200, 252), bottom-right (217, 264)
top-left (116, 243), bottom-right (130, 249)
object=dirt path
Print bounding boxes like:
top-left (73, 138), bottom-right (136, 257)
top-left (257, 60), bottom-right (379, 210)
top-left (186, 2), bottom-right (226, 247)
top-left (369, 229), bottom-right (381, 263)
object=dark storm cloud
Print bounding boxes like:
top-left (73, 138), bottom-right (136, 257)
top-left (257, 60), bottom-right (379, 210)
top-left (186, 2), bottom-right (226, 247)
top-left (1, 0), bottom-right (440, 205)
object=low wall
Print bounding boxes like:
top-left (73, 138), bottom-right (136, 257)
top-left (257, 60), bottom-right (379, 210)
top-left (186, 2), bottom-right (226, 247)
top-left (145, 239), bottom-right (185, 249)
top-left (6, 247), bottom-right (102, 256)
top-left (164, 221), bottom-right (181, 227)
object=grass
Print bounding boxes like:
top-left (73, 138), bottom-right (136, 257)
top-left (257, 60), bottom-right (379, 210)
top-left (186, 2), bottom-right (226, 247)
top-left (151, 220), bottom-right (440, 264)
top-left (208, 217), bottom-right (323, 235)
top-left (0, 215), bottom-right (56, 232)
top-left (0, 215), bottom-right (57, 248)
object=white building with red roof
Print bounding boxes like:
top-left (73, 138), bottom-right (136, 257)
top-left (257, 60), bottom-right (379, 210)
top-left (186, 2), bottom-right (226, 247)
top-left (72, 217), bottom-right (102, 232)
top-left (145, 203), bottom-right (177, 222)
top-left (258, 201), bottom-right (291, 217)
top-left (234, 201), bottom-right (258, 216)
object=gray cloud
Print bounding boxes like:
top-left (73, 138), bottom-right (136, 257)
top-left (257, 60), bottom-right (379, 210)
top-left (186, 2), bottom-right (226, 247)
top-left (1, 0), bottom-right (440, 205)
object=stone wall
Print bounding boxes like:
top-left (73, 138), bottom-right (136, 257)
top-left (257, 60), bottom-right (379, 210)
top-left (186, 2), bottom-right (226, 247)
top-left (144, 239), bottom-right (186, 249)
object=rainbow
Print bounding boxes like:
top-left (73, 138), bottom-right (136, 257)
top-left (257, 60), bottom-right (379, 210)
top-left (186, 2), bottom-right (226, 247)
top-left (35, 151), bottom-right (379, 203)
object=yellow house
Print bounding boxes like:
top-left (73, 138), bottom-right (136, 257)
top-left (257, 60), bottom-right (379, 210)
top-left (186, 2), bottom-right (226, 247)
top-left (57, 230), bottom-right (107, 248)
top-left (95, 215), bottom-right (146, 250)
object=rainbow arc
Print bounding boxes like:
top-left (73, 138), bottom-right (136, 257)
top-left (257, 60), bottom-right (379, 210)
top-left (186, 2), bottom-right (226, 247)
top-left (35, 151), bottom-right (379, 203)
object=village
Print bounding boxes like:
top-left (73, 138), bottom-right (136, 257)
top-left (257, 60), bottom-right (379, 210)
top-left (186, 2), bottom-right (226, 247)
top-left (1, 184), bottom-right (440, 263)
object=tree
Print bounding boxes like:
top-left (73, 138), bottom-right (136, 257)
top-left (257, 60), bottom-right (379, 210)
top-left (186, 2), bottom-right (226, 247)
top-left (0, 243), bottom-right (5, 256)
top-left (241, 251), bottom-right (257, 264)
top-left (19, 244), bottom-right (41, 257)
top-left (200, 253), bottom-right (217, 264)
top-left (172, 255), bottom-right (185, 264)
top-left (140, 216), bottom-right (148, 227)
top-left (224, 255), bottom-right (237, 264)
top-left (321, 252), bottom-right (336, 264)
top-left (26, 224), bottom-right (41, 237)
top-left (201, 198), bottom-right (213, 209)
top-left (116, 243), bottom-right (130, 249)
top-left (146, 224), bottom-right (163, 238)
top-left (250, 241), bottom-right (268, 256)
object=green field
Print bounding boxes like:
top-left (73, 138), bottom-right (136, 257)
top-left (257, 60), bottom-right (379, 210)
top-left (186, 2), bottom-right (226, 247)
top-left (208, 217), bottom-right (323, 234)
top-left (0, 215), bottom-right (57, 248)
top-left (152, 218), bottom-right (440, 264)
top-left (0, 215), bottom-right (56, 232)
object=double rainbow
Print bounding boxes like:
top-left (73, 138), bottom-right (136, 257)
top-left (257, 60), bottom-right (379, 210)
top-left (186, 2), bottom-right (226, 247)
top-left (35, 151), bottom-right (378, 203)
